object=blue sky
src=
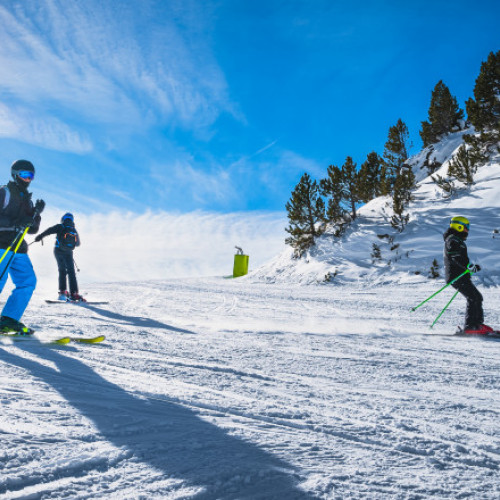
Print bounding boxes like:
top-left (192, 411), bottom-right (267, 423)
top-left (0, 0), bottom-right (498, 214)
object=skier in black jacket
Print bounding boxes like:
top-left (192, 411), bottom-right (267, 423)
top-left (0, 160), bottom-right (45, 333)
top-left (35, 213), bottom-right (85, 302)
top-left (443, 216), bottom-right (492, 334)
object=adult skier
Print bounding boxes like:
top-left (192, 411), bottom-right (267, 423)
top-left (0, 160), bottom-right (45, 334)
top-left (35, 212), bottom-right (85, 302)
top-left (443, 216), bottom-right (492, 334)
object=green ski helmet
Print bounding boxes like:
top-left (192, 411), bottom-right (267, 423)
top-left (450, 216), bottom-right (469, 234)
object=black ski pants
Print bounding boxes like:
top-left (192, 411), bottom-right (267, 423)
top-left (452, 277), bottom-right (483, 329)
top-left (54, 249), bottom-right (78, 294)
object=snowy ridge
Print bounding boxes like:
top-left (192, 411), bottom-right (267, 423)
top-left (250, 132), bottom-right (500, 286)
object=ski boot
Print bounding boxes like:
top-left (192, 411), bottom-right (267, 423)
top-left (0, 316), bottom-right (34, 335)
top-left (463, 324), bottom-right (494, 335)
top-left (58, 290), bottom-right (69, 301)
top-left (70, 292), bottom-right (86, 303)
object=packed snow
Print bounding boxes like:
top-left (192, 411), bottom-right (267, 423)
top-left (1, 276), bottom-right (500, 499)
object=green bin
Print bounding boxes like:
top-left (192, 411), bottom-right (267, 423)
top-left (233, 253), bottom-right (249, 278)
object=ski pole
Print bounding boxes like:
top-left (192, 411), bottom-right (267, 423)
top-left (0, 226), bottom-right (31, 282)
top-left (0, 208), bottom-right (41, 282)
top-left (73, 258), bottom-right (80, 272)
top-left (411, 268), bottom-right (471, 312)
top-left (430, 289), bottom-right (460, 329)
top-left (0, 227), bottom-right (27, 266)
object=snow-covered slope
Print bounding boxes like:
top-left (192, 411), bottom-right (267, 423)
top-left (1, 278), bottom-right (500, 499)
top-left (251, 132), bottom-right (500, 286)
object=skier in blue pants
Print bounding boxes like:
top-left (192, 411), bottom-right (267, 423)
top-left (0, 160), bottom-right (45, 334)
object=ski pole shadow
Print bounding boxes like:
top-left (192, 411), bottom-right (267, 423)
top-left (83, 304), bottom-right (196, 334)
top-left (0, 345), bottom-right (316, 499)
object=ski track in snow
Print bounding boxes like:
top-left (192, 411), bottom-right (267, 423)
top-left (1, 278), bottom-right (500, 499)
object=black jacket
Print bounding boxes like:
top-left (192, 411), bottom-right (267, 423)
top-left (38, 221), bottom-right (80, 252)
top-left (0, 181), bottom-right (41, 253)
top-left (443, 228), bottom-right (470, 283)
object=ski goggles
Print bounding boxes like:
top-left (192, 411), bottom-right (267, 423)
top-left (17, 170), bottom-right (35, 180)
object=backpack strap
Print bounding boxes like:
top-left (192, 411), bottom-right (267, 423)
top-left (0, 185), bottom-right (10, 210)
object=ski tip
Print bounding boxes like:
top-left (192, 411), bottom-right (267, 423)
top-left (53, 337), bottom-right (71, 344)
top-left (72, 335), bottom-right (106, 344)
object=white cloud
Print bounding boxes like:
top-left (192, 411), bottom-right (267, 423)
top-left (29, 208), bottom-right (287, 294)
top-left (0, 102), bottom-right (92, 153)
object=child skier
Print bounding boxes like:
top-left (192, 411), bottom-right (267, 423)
top-left (35, 212), bottom-right (85, 302)
top-left (0, 160), bottom-right (45, 334)
top-left (443, 216), bottom-right (492, 334)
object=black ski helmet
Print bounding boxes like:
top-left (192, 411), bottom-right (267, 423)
top-left (61, 212), bottom-right (74, 223)
top-left (11, 159), bottom-right (35, 180)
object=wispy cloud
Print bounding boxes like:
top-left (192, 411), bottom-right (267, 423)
top-left (0, 102), bottom-right (92, 153)
top-left (147, 144), bottom-right (324, 209)
top-left (0, 1), bottom-right (236, 150)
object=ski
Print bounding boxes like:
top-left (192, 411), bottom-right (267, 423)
top-left (0, 332), bottom-right (71, 345)
top-left (0, 333), bottom-right (105, 344)
top-left (45, 300), bottom-right (109, 305)
top-left (425, 331), bottom-right (500, 339)
top-left (67, 335), bottom-right (106, 344)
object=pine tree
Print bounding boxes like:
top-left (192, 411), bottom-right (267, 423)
top-left (320, 164), bottom-right (345, 222)
top-left (420, 80), bottom-right (464, 147)
top-left (383, 119), bottom-right (411, 192)
top-left (358, 152), bottom-right (383, 202)
top-left (447, 144), bottom-right (478, 187)
top-left (340, 156), bottom-right (360, 219)
top-left (429, 259), bottom-right (440, 279)
top-left (465, 50), bottom-right (500, 134)
top-left (391, 167), bottom-right (415, 232)
top-left (285, 173), bottom-right (326, 257)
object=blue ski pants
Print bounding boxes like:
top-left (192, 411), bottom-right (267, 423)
top-left (0, 251), bottom-right (37, 321)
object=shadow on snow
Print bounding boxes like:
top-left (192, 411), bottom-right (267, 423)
top-left (84, 304), bottom-right (196, 334)
top-left (0, 344), bottom-right (316, 499)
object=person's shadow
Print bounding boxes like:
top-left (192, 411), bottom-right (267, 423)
top-left (0, 344), bottom-right (316, 499)
top-left (83, 304), bottom-right (195, 334)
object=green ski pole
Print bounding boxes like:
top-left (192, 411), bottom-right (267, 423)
top-left (0, 227), bottom-right (26, 266)
top-left (0, 225), bottom-right (31, 282)
top-left (430, 289), bottom-right (460, 329)
top-left (411, 268), bottom-right (471, 312)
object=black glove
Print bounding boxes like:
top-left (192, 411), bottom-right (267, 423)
top-left (468, 264), bottom-right (481, 273)
top-left (34, 199), bottom-right (46, 214)
top-left (18, 214), bottom-right (34, 227)
top-left (34, 235), bottom-right (43, 242)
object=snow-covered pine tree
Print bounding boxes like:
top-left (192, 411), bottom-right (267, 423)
top-left (285, 173), bottom-right (326, 257)
top-left (383, 119), bottom-right (411, 192)
top-left (420, 80), bottom-right (464, 147)
top-left (358, 151), bottom-right (383, 202)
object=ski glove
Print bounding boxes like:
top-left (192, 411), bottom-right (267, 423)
top-left (34, 235), bottom-right (43, 242)
top-left (18, 214), bottom-right (34, 227)
top-left (468, 264), bottom-right (481, 273)
top-left (34, 199), bottom-right (46, 214)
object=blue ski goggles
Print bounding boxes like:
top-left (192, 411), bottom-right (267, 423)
top-left (17, 170), bottom-right (35, 180)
